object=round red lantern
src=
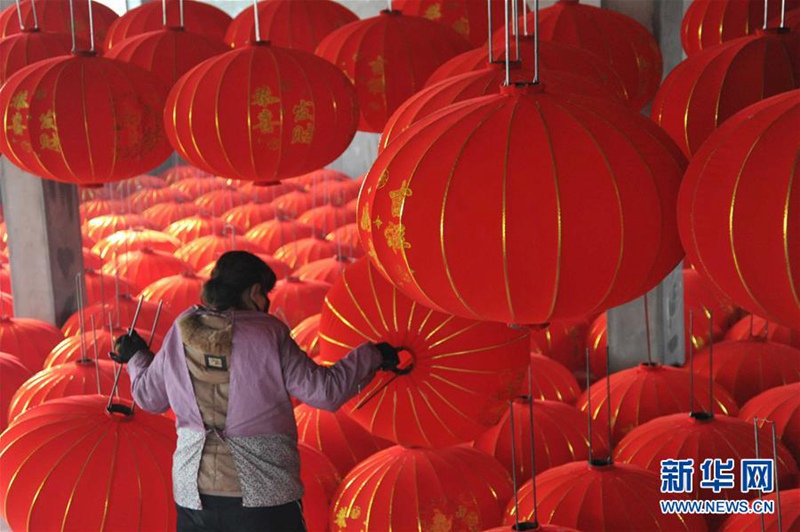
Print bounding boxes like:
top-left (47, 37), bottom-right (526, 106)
top-left (720, 489), bottom-right (800, 531)
top-left (0, 30), bottom-right (71, 84)
top-left (326, 223), bottom-right (362, 252)
top-left (194, 186), bottom-right (249, 216)
top-left (288, 168), bottom-right (350, 189)
top-left (396, 0), bottom-right (504, 48)
top-left (0, 353), bottom-right (32, 431)
top-left (274, 237), bottom-right (348, 270)
top-left (226, 0), bottom-right (358, 53)
top-left (222, 203), bottom-right (277, 233)
top-left (142, 200), bottom-right (201, 230)
top-left (296, 204), bottom-right (357, 235)
top-left (360, 84), bottom-right (686, 324)
top-left (309, 179), bottom-right (361, 207)
top-left (139, 272), bottom-right (203, 313)
top-left (272, 191), bottom-right (317, 219)
top-left (0, 0), bottom-right (118, 42)
top-left (101, 247), bottom-right (188, 294)
top-left (269, 277), bottom-right (331, 329)
top-left (740, 383), bottom-right (800, 465)
top-left (298, 442), bottom-right (342, 532)
top-left (726, 314), bottom-right (800, 348)
top-left (683, 268), bottom-right (740, 353)
top-left (83, 269), bottom-right (138, 304)
top-left (330, 445), bottom-right (513, 531)
top-left (653, 30), bottom-right (800, 157)
top-left (529, 318), bottom-right (589, 378)
top-left (61, 295), bottom-right (177, 339)
top-left (125, 187), bottom-right (191, 211)
top-left (44, 327), bottom-right (163, 369)
top-left (165, 213), bottom-right (223, 245)
top-left (92, 228), bottom-right (181, 259)
top-left (244, 219), bottom-right (317, 254)
top-left (0, 395), bottom-right (176, 531)
top-left (174, 233), bottom-right (266, 271)
top-left (585, 312), bottom-right (608, 383)
top-left (294, 256), bottom-right (355, 285)
top-left (678, 91), bottom-right (800, 329)
top-left (169, 175), bottom-right (227, 196)
top-left (239, 180), bottom-right (303, 203)
top-left (165, 42), bottom-right (359, 183)
top-left (84, 214), bottom-right (151, 245)
top-left (529, 353), bottom-right (581, 404)
top-left (315, 9), bottom-right (471, 132)
top-left (318, 258), bottom-right (530, 447)
top-left (0, 53), bottom-right (172, 185)
top-left (0, 316), bottom-right (63, 371)
top-left (104, 0), bottom-right (231, 49)
top-left (291, 314), bottom-right (322, 359)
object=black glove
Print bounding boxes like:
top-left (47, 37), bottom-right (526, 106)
top-left (375, 342), bottom-right (401, 372)
top-left (110, 330), bottom-right (149, 364)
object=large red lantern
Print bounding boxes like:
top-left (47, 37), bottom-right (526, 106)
top-left (222, 203), bottom-right (277, 233)
top-left (315, 9), bottom-right (471, 132)
top-left (272, 191), bottom-right (317, 219)
top-left (226, 0), bottom-right (358, 53)
top-left (395, 0), bottom-right (504, 48)
top-left (298, 442), bottom-right (342, 532)
top-left (0, 316), bottom-right (63, 371)
top-left (274, 237), bottom-right (349, 270)
top-left (513, 0), bottom-right (663, 109)
top-left (720, 489), bottom-right (800, 531)
top-left (726, 314), bottom-right (800, 348)
top-left (318, 258), bottom-right (530, 448)
top-left (506, 461), bottom-right (708, 531)
top-left (653, 31), bottom-right (800, 157)
top-left (291, 314), bottom-right (322, 359)
top-left (83, 214), bottom-right (151, 245)
top-left (0, 53), bottom-right (172, 185)
top-left (296, 204), bottom-right (357, 235)
top-left (92, 228), bottom-right (181, 260)
top-left (142, 200), bottom-right (201, 230)
top-left (585, 312), bottom-right (608, 383)
top-left (174, 234), bottom-right (266, 271)
top-left (194, 186), bottom-right (248, 216)
top-left (683, 268), bottom-right (740, 353)
top-left (294, 403), bottom-right (392, 477)
top-left (0, 395), bottom-right (176, 531)
top-left (0, 0), bottom-right (118, 42)
top-left (140, 272), bottom-right (203, 313)
top-left (678, 91), bottom-right (800, 329)
top-left (0, 30), bottom-right (71, 84)
top-left (83, 269), bottom-right (138, 304)
top-left (740, 383), bottom-right (800, 467)
top-left (270, 277), bottom-right (331, 329)
top-left (326, 223), bottom-right (362, 252)
top-left (44, 328), bottom-right (158, 369)
top-left (529, 353), bottom-right (581, 404)
top-left (473, 398), bottom-right (608, 485)
top-left (359, 84), bottom-right (685, 325)
top-left (245, 220), bottom-right (317, 254)
top-left (165, 42), bottom-right (360, 183)
top-left (577, 363), bottom-right (740, 444)
top-left (330, 445), bottom-right (513, 531)
top-left (0, 353), bottom-right (32, 431)
top-left (104, 0), bottom-right (231, 49)
top-left (165, 213), bottom-right (223, 245)
top-left (61, 295), bottom-right (177, 339)
top-left (294, 256), bottom-right (355, 285)
top-left (101, 247), bottom-right (189, 294)
top-left (309, 179), bottom-right (361, 207)
top-left (106, 28), bottom-right (228, 88)
top-left (529, 318), bottom-right (589, 378)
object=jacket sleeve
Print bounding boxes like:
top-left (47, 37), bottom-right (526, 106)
top-left (126, 341), bottom-right (171, 415)
top-left (278, 326), bottom-right (382, 412)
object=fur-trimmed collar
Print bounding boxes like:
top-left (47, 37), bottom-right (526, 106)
top-left (178, 312), bottom-right (233, 357)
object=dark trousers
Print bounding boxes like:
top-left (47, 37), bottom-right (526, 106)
top-left (177, 495), bottom-right (306, 532)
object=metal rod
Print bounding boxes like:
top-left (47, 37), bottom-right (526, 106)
top-left (764, 0), bottom-right (769, 29)
top-left (68, 0), bottom-right (77, 53)
top-left (162, 0), bottom-right (167, 27)
top-left (180, 0), bottom-right (185, 28)
top-left (75, 273), bottom-right (88, 362)
top-left (689, 310), bottom-right (695, 412)
top-left (487, 0), bottom-right (494, 61)
top-left (90, 315), bottom-right (101, 395)
top-left (252, 0), bottom-right (261, 43)
top-left (533, 0), bottom-right (540, 84)
top-left (753, 418), bottom-right (766, 532)
top-left (526, 367), bottom-right (538, 526)
top-left (509, 400), bottom-right (521, 529)
top-left (148, 300), bottom-right (163, 347)
top-left (87, 0), bottom-right (95, 52)
top-left (512, 0), bottom-right (519, 62)
top-left (585, 347), bottom-right (593, 462)
top-left (781, 0), bottom-right (787, 27)
top-left (522, 0), bottom-right (529, 36)
top-left (504, 0), bottom-right (510, 85)
top-left (605, 345), bottom-right (613, 454)
top-left (128, 296), bottom-right (144, 334)
top-left (708, 310), bottom-right (714, 416)
top-left (771, 422), bottom-right (783, 532)
top-left (14, 0), bottom-right (24, 31)
top-left (643, 292), bottom-right (653, 365)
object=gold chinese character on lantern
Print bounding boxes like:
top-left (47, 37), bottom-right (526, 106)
top-left (39, 132), bottom-right (61, 152)
top-left (389, 179), bottom-right (412, 218)
top-left (254, 108), bottom-right (277, 134)
top-left (376, 169), bottom-right (389, 189)
top-left (384, 221), bottom-right (411, 253)
top-left (10, 91), bottom-right (29, 110)
top-left (424, 4), bottom-right (442, 20)
top-left (453, 17), bottom-right (470, 37)
top-left (7, 113), bottom-right (26, 136)
top-left (293, 100), bottom-right (314, 122)
top-left (40, 109), bottom-right (57, 130)
top-left (251, 86), bottom-right (280, 107)
top-left (291, 123), bottom-right (314, 145)
top-left (360, 203), bottom-right (371, 231)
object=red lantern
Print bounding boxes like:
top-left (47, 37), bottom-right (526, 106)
top-left (139, 272), bottom-right (203, 313)
top-left (309, 179), bottom-right (361, 207)
top-left (315, 9), bottom-right (471, 132)
top-left (174, 234), bottom-right (266, 271)
top-left (585, 312), bottom-right (608, 383)
top-left (106, 28), bottom-right (228, 88)
top-left (359, 83), bottom-right (685, 325)
top-left (142, 200), bottom-right (201, 230)
top-left (529, 353), bottom-right (581, 404)
top-left (298, 442), bottom-right (342, 532)
top-left (291, 314), bottom-right (322, 359)
top-left (653, 31), bottom-right (800, 157)
top-left (125, 186), bottom-right (191, 211)
top-left (226, 0), bottom-right (358, 53)
top-left (269, 277), bottom-right (331, 329)
top-left (720, 489), bottom-right (800, 531)
top-left (741, 383), bottom-right (800, 466)
top-left (318, 258), bottom-right (530, 448)
top-left (529, 319), bottom-right (589, 379)
top-left (296, 204), bottom-right (357, 235)
top-left (693, 340), bottom-right (800, 407)
top-left (326, 223), bottom-right (362, 252)
top-left (84, 269), bottom-right (138, 304)
top-left (0, 353), bottom-right (32, 431)
top-left (330, 445), bottom-right (513, 531)
top-left (272, 191), bottom-right (317, 219)
top-left (0, 0), bottom-right (118, 43)
top-left (682, 0), bottom-right (800, 55)
top-left (8, 359), bottom-right (133, 424)
top-left (194, 185), bottom-right (249, 216)
top-left (474, 398), bottom-right (608, 485)
top-left (505, 461), bottom-right (709, 531)
top-left (61, 295), bottom-right (177, 339)
top-left (288, 168), bottom-right (350, 189)
top-left (244, 219), bottom-right (317, 254)
top-left (0, 30), bottom-right (71, 84)
top-left (83, 247), bottom-right (102, 270)
top-left (165, 42), bottom-right (360, 183)
top-left (239, 180), bottom-right (304, 203)
top-left (92, 228), bottom-right (181, 259)
top-left (294, 403), bottom-right (392, 477)
top-left (161, 163), bottom-right (209, 183)
top-left (726, 314), bottom-right (800, 348)
top-left (44, 328), bottom-right (163, 369)
top-left (83, 214), bottom-right (151, 245)
top-left (0, 395), bottom-right (176, 531)
top-left (512, 0), bottom-right (663, 109)
top-left (683, 268), bottom-right (740, 352)
top-left (0, 54), bottom-right (172, 185)
top-left (577, 363), bottom-right (740, 444)
top-left (170, 175), bottom-right (227, 196)
top-left (222, 203), bottom-right (277, 233)
top-left (0, 316), bottom-right (63, 372)
top-left (104, 0), bottom-right (231, 49)
top-left (165, 213), bottom-right (223, 245)
top-left (80, 198), bottom-right (122, 220)
top-left (102, 247), bottom-right (188, 294)
top-left (678, 91), bottom-right (800, 328)
top-left (197, 253), bottom-right (292, 281)
top-left (294, 256), bottom-right (355, 285)
top-left (396, 0), bottom-right (504, 48)
top-left (115, 173), bottom-right (168, 193)
top-left (274, 237), bottom-right (349, 270)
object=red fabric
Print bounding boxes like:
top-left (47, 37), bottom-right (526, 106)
top-left (315, 9), bottom-right (471, 132)
top-left (290, 314), bottom-right (322, 359)
top-left (0, 353), bottom-right (32, 431)
top-left (726, 314), bottom-right (800, 348)
top-left (395, 0), bottom-right (504, 48)
top-left (226, 0), bottom-right (357, 53)
top-left (740, 383), bottom-right (800, 466)
top-left (678, 91), bottom-right (800, 328)
top-left (116, 174), bottom-right (168, 192)
top-left (0, 0), bottom-right (117, 43)
top-left (174, 234), bottom-right (266, 271)
top-left (61, 296), bottom-right (177, 339)
top-left (529, 353), bottom-right (581, 404)
top-left (142, 201), bottom-right (200, 230)
top-left (309, 180), bottom-right (361, 207)
top-left (274, 237), bottom-right (347, 270)
top-left (0, 31), bottom-right (71, 84)
top-left (330, 445), bottom-right (513, 531)
top-left (139, 272), bottom-right (203, 314)
top-left (0, 395), bottom-right (176, 531)
top-left (165, 43), bottom-right (359, 182)
top-left (238, 180), bottom-right (304, 203)
top-left (0, 317), bottom-right (63, 372)
top-left (92, 229), bottom-right (181, 260)
top-left (44, 328), bottom-right (163, 369)
top-left (0, 54), bottom-right (171, 185)
top-left (720, 489), bottom-right (800, 531)
top-left (360, 85), bottom-right (685, 324)
top-left (104, 0), bottom-right (230, 49)
top-left (244, 219), bottom-right (317, 254)
top-left (318, 258), bottom-right (529, 448)
top-left (80, 199), bottom-right (122, 221)
top-left (164, 214), bottom-right (223, 245)
top-left (269, 277), bottom-right (331, 329)
top-left (296, 205), bottom-right (357, 235)
top-left (653, 30), bottom-right (800, 157)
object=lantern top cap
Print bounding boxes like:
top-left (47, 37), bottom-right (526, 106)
top-left (690, 411), bottom-right (714, 422)
top-left (72, 50), bottom-right (98, 58)
top-left (379, 9), bottom-right (403, 17)
top-left (589, 457), bottom-right (614, 468)
top-left (754, 27), bottom-right (790, 36)
top-left (488, 59), bottom-right (523, 70)
top-left (500, 82), bottom-right (545, 96)
top-left (246, 39), bottom-right (272, 47)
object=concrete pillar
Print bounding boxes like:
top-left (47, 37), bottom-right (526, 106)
top-left (0, 159), bottom-right (83, 326)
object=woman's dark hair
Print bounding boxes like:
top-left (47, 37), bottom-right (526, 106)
top-left (201, 251), bottom-right (277, 311)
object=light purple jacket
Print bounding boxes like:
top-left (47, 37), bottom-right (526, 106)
top-left (127, 307), bottom-right (382, 508)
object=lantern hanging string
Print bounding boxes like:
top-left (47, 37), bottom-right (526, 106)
top-left (508, 399), bottom-right (521, 530)
top-left (585, 347), bottom-right (594, 462)
top-left (604, 345), bottom-right (613, 455)
top-left (75, 273), bottom-right (88, 362)
top-left (512, 0), bottom-right (519, 62)
top-left (751, 418), bottom-right (783, 531)
top-left (707, 310), bottom-right (714, 416)
top-left (486, 0), bottom-right (493, 64)
top-left (88, 0), bottom-right (95, 53)
top-left (643, 292), bottom-right (653, 365)
top-left (763, 0), bottom-right (769, 29)
top-left (68, 0), bottom-right (77, 52)
top-left (527, 366), bottom-right (539, 526)
top-left (503, 0), bottom-right (510, 85)
top-left (252, 0), bottom-right (261, 43)
top-left (532, 0), bottom-right (540, 84)
top-left (689, 310), bottom-right (695, 412)
top-left (91, 315), bottom-right (101, 395)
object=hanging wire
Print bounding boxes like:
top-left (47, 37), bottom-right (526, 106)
top-left (781, 0), bottom-right (787, 27)
top-left (532, 0), bottom-right (540, 84)
top-left (585, 347), bottom-right (594, 463)
top-left (527, 366), bottom-right (539, 526)
top-left (90, 315), bottom-right (101, 395)
top-left (605, 345), bottom-right (613, 455)
top-left (643, 293), bottom-right (653, 365)
top-left (764, 0), bottom-right (769, 29)
top-left (13, 0), bottom-right (25, 32)
top-left (512, 0), bottom-right (519, 62)
top-left (75, 273), bottom-right (88, 362)
top-left (770, 422), bottom-right (783, 531)
top-left (753, 418), bottom-right (767, 532)
top-left (87, 0), bottom-right (96, 52)
top-left (68, 0), bottom-right (77, 52)
top-left (707, 310), bottom-right (714, 416)
top-left (688, 310), bottom-right (695, 412)
top-left (486, 0), bottom-right (494, 61)
top-left (503, 0), bottom-right (511, 85)
top-left (522, 0), bottom-right (528, 36)
top-left (508, 399), bottom-right (521, 529)
top-left (162, 0), bottom-right (167, 27)
top-left (252, 0), bottom-right (261, 43)
top-left (179, 0), bottom-right (186, 29)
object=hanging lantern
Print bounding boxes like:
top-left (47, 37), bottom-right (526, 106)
top-left (653, 31), bottom-right (800, 157)
top-left (269, 277), bottom-right (331, 329)
top-left (678, 91), bottom-right (800, 328)
top-left (8, 359), bottom-right (133, 424)
top-left (125, 187), bottom-right (191, 211)
top-left (222, 203), bottom-right (277, 234)
top-left (289, 168), bottom-right (350, 189)
top-left (473, 398), bottom-right (608, 485)
top-left (139, 272), bottom-right (203, 313)
top-left (83, 247), bottom-right (103, 270)
top-left (0, 395), bottom-right (176, 531)
top-left (529, 319), bottom-right (589, 379)
top-left (505, 461), bottom-right (709, 531)
top-left (197, 253), bottom-right (292, 281)
top-left (294, 256), bottom-right (355, 285)
top-left (274, 237), bottom-right (351, 270)
top-left (225, 0), bottom-right (358, 53)
top-left (529, 354), bottom-right (580, 405)
top-left (296, 204), bottom-right (357, 235)
top-left (359, 83), bottom-right (686, 325)
top-left (61, 295), bottom-right (177, 339)
top-left (511, 0), bottom-right (663, 109)
top-left (116, 173), bottom-right (167, 193)
top-left (309, 180), bottom-right (361, 207)
top-left (194, 185), bottom-right (249, 216)
top-left (294, 403), bottom-right (392, 477)
top-left (681, 0), bottom-right (800, 55)
top-left (326, 223), bottom-right (362, 252)
top-left (161, 163), bottom-right (208, 183)
top-left (104, 0), bottom-right (231, 49)
top-left (298, 442), bottom-right (342, 532)
top-left (577, 363), bottom-right (740, 445)
top-left (0, 54), bottom-right (172, 185)
top-left (92, 228), bottom-right (181, 259)
top-left (0, 30), bottom-right (71, 84)
top-left (102, 248), bottom-right (189, 293)
top-left (0, 0), bottom-right (118, 42)
top-left (44, 327), bottom-right (164, 369)
top-left (244, 219), bottom-right (317, 254)
top-left (80, 198), bottom-right (123, 221)
top-left (165, 42), bottom-right (360, 183)
top-left (83, 269), bottom-right (138, 304)
top-left (83, 214), bottom-right (151, 245)
top-left (0, 353), bottom-right (32, 431)
top-left (692, 340), bottom-right (800, 406)
top-left (142, 201), bottom-right (201, 230)
top-left (720, 489), bottom-right (800, 531)
top-left (319, 258), bottom-right (530, 448)
top-left (683, 268), bottom-right (739, 353)
top-left (330, 445), bottom-right (513, 532)
top-left (169, 175), bottom-right (227, 197)
top-left (726, 314), bottom-right (800, 348)
top-left (174, 234), bottom-right (266, 271)
top-left (0, 316), bottom-right (63, 372)
top-left (395, 0), bottom-right (504, 48)
top-left (585, 312), bottom-right (608, 384)
top-left (165, 213), bottom-right (223, 245)
top-left (272, 191), bottom-right (317, 219)
top-left (315, 9), bottom-right (471, 132)
top-left (740, 383), bottom-right (800, 466)
top-left (291, 314), bottom-right (322, 359)
top-left (239, 180), bottom-right (304, 203)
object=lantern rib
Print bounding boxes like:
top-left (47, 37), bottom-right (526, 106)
top-left (405, 387), bottom-right (434, 447)
top-left (212, 55), bottom-right (242, 180)
top-left (97, 425), bottom-right (122, 532)
top-left (184, 65), bottom-right (216, 174)
top-left (342, 271), bottom-right (382, 338)
top-left (82, 61), bottom-right (99, 180)
top-left (344, 454), bottom-right (388, 523)
top-left (245, 47), bottom-right (257, 180)
top-left (365, 263), bottom-right (390, 332)
top-left (391, 284), bottom-right (400, 332)
top-left (49, 62), bottom-right (79, 181)
top-left (423, 314), bottom-right (455, 343)
top-left (385, 461), bottom-right (399, 532)
top-left (417, 307), bottom-right (435, 334)
top-left (363, 460), bottom-right (394, 527)
top-left (427, 321), bottom-right (480, 349)
top-left (429, 334), bottom-right (533, 360)
top-left (406, 300), bottom-right (417, 333)
top-left (783, 157), bottom-right (799, 309)
top-left (415, 382), bottom-right (462, 439)
top-left (501, 101), bottom-right (516, 322)
top-left (322, 298), bottom-right (376, 341)
top-left (421, 380), bottom-right (474, 421)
